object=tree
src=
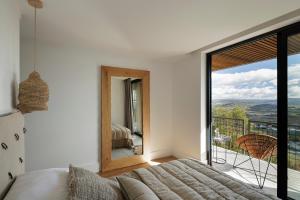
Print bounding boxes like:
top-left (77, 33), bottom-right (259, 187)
top-left (213, 105), bottom-right (248, 121)
top-left (232, 106), bottom-right (248, 122)
top-left (212, 107), bottom-right (230, 118)
top-left (212, 105), bottom-right (249, 150)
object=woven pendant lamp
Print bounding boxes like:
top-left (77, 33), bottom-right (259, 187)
top-left (18, 71), bottom-right (49, 113)
top-left (17, 0), bottom-right (49, 114)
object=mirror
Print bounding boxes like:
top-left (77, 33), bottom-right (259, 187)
top-left (101, 66), bottom-right (150, 172)
top-left (111, 77), bottom-right (143, 159)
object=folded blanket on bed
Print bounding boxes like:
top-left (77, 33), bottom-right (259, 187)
top-left (121, 159), bottom-right (279, 200)
top-left (112, 124), bottom-right (133, 149)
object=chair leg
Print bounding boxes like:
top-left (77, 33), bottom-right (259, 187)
top-left (233, 143), bottom-right (252, 168)
top-left (259, 159), bottom-right (261, 187)
top-left (248, 154), bottom-right (272, 189)
top-left (260, 156), bottom-right (272, 188)
top-left (233, 149), bottom-right (239, 168)
top-left (248, 155), bottom-right (261, 188)
top-left (233, 150), bottom-right (251, 169)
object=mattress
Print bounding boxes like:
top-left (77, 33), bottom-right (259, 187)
top-left (112, 124), bottom-right (133, 149)
top-left (121, 159), bottom-right (278, 200)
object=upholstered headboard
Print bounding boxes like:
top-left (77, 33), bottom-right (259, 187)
top-left (0, 112), bottom-right (25, 199)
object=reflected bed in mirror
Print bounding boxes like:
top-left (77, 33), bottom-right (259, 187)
top-left (111, 77), bottom-right (143, 159)
top-left (101, 66), bottom-right (150, 172)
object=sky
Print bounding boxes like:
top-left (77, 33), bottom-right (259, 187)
top-left (212, 54), bottom-right (300, 100)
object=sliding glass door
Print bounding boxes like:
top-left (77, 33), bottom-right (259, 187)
top-left (287, 31), bottom-right (300, 200)
top-left (209, 35), bottom-right (278, 192)
top-left (207, 22), bottom-right (300, 199)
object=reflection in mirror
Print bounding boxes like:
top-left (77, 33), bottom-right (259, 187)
top-left (111, 77), bottom-right (143, 160)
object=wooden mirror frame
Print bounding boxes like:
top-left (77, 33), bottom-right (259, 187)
top-left (101, 66), bottom-right (150, 172)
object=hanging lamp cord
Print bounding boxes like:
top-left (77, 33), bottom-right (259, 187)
top-left (34, 6), bottom-right (37, 72)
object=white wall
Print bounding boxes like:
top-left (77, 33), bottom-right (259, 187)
top-left (111, 78), bottom-right (125, 126)
top-left (171, 11), bottom-right (300, 162)
top-left (172, 53), bottom-right (203, 159)
top-left (0, 0), bottom-right (20, 115)
top-left (20, 41), bottom-right (173, 172)
top-left (170, 15), bottom-right (300, 162)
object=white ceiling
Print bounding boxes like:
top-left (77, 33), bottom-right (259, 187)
top-left (19, 0), bottom-right (300, 61)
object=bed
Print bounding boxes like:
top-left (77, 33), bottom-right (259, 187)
top-left (1, 112), bottom-right (278, 200)
top-left (122, 159), bottom-right (278, 200)
top-left (112, 124), bottom-right (133, 149)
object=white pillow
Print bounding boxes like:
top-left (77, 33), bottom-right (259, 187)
top-left (4, 168), bottom-right (68, 200)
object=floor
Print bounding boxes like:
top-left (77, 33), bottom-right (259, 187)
top-left (112, 134), bottom-right (143, 159)
top-left (212, 145), bottom-right (300, 199)
top-left (100, 156), bottom-right (177, 177)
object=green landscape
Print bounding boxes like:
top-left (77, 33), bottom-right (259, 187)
top-left (212, 98), bottom-right (300, 170)
top-left (213, 98), bottom-right (300, 124)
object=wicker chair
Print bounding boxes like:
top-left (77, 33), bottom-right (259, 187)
top-left (233, 134), bottom-right (277, 188)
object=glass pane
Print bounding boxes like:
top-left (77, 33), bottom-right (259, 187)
top-left (288, 33), bottom-right (300, 199)
top-left (211, 35), bottom-right (278, 196)
top-left (111, 77), bottom-right (143, 160)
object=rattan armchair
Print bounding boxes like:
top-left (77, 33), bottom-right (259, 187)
top-left (233, 134), bottom-right (277, 188)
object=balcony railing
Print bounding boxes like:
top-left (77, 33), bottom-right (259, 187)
top-left (212, 117), bottom-right (245, 151)
top-left (288, 125), bottom-right (300, 170)
top-left (212, 116), bottom-right (300, 171)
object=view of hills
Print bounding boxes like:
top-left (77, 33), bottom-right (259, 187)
top-left (212, 98), bottom-right (300, 125)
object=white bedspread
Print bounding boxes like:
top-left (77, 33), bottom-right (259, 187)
top-left (4, 168), bottom-right (68, 200)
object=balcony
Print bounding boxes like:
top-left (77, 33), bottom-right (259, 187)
top-left (211, 117), bottom-right (300, 199)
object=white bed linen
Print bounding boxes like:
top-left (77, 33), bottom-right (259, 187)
top-left (4, 168), bottom-right (68, 200)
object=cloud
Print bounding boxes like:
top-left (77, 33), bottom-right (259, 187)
top-left (212, 68), bottom-right (277, 88)
top-left (270, 79), bottom-right (277, 86)
top-left (288, 64), bottom-right (300, 80)
top-left (289, 86), bottom-right (300, 98)
top-left (213, 64), bottom-right (300, 99)
top-left (213, 86), bottom-right (276, 99)
top-left (289, 78), bottom-right (300, 86)
top-left (212, 68), bottom-right (277, 99)
top-left (288, 64), bottom-right (300, 98)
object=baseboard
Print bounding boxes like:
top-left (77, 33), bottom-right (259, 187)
top-left (173, 151), bottom-right (199, 160)
top-left (79, 150), bottom-right (172, 172)
top-left (149, 149), bottom-right (173, 160)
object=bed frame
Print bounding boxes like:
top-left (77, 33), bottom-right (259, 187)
top-left (0, 112), bottom-right (25, 199)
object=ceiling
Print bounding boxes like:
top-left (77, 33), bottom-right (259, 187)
top-left (19, 0), bottom-right (300, 61)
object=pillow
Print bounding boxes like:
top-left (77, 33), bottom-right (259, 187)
top-left (4, 168), bottom-right (68, 200)
top-left (116, 176), bottom-right (159, 200)
top-left (68, 165), bottom-right (123, 200)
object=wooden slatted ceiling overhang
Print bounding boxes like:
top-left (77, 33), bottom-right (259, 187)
top-left (212, 35), bottom-right (277, 71)
top-left (289, 34), bottom-right (300, 55)
top-left (212, 34), bottom-right (300, 71)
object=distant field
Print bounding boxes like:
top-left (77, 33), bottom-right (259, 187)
top-left (212, 98), bottom-right (300, 124)
top-left (212, 98), bottom-right (300, 170)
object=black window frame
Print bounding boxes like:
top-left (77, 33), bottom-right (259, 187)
top-left (206, 21), bottom-right (300, 199)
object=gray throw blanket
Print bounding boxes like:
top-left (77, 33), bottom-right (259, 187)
top-left (122, 159), bottom-right (278, 200)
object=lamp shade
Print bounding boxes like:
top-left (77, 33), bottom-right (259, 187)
top-left (17, 71), bottom-right (49, 113)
